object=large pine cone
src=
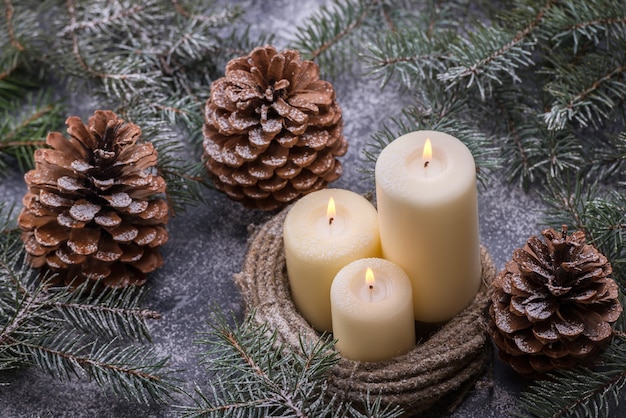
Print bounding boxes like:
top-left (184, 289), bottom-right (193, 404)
top-left (18, 110), bottom-right (169, 288)
top-left (203, 45), bottom-right (347, 211)
top-left (488, 226), bottom-right (622, 378)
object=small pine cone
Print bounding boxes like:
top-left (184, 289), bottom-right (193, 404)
top-left (202, 45), bottom-right (347, 211)
top-left (18, 110), bottom-right (169, 288)
top-left (488, 225), bottom-right (622, 378)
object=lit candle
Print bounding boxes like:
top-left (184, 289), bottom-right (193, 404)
top-left (330, 258), bottom-right (415, 362)
top-left (375, 130), bottom-right (481, 322)
top-left (283, 189), bottom-right (381, 332)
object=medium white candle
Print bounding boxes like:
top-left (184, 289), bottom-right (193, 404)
top-left (330, 258), bottom-right (415, 362)
top-left (283, 189), bottom-right (381, 332)
top-left (375, 130), bottom-right (481, 322)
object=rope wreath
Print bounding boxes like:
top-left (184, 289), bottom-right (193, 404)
top-left (233, 206), bottom-right (496, 415)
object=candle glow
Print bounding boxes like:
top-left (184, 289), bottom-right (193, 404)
top-left (423, 138), bottom-right (433, 166)
top-left (327, 197), bottom-right (336, 225)
top-left (366, 267), bottom-right (375, 289)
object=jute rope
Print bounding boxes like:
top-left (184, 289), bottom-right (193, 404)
top-left (233, 207), bottom-right (496, 416)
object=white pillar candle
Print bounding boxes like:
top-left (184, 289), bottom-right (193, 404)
top-left (283, 188), bottom-right (381, 332)
top-left (375, 130), bottom-right (481, 322)
top-left (330, 257), bottom-right (415, 362)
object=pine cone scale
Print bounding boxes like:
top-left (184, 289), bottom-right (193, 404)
top-left (56, 246), bottom-right (85, 264)
top-left (34, 222), bottom-right (67, 246)
top-left (67, 228), bottom-right (100, 255)
top-left (493, 299), bottom-right (533, 332)
top-left (525, 298), bottom-right (558, 321)
top-left (94, 238), bottom-right (122, 262)
top-left (66, 116), bottom-right (96, 148)
top-left (514, 249), bottom-right (553, 280)
top-left (40, 190), bottom-right (72, 207)
top-left (513, 332), bottom-right (543, 354)
top-left (69, 200), bottom-right (101, 222)
top-left (260, 118), bottom-right (282, 136)
top-left (532, 322), bottom-right (558, 343)
top-left (259, 145), bottom-right (288, 167)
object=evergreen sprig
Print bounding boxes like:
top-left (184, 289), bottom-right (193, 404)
top-left (542, 49), bottom-right (626, 130)
top-left (0, 204), bottom-right (176, 403)
top-left (291, 0), bottom-right (404, 75)
top-left (0, 87), bottom-right (65, 175)
top-left (180, 310), bottom-right (403, 418)
top-left (518, 333), bottom-right (626, 418)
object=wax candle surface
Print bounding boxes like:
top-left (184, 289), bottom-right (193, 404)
top-left (375, 130), bottom-right (481, 322)
top-left (283, 189), bottom-right (381, 332)
top-left (330, 257), bottom-right (415, 362)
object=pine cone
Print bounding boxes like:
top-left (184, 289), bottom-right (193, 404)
top-left (202, 45), bottom-right (347, 211)
top-left (488, 226), bottom-right (622, 378)
top-left (18, 110), bottom-right (169, 288)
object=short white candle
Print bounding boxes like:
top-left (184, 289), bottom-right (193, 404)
top-left (330, 258), bottom-right (415, 362)
top-left (375, 130), bottom-right (481, 322)
top-left (283, 189), bottom-right (381, 332)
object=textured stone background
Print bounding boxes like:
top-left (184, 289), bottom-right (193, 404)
top-left (0, 1), bottom-right (564, 416)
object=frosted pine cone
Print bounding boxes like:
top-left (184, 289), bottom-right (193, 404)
top-left (203, 45), bottom-right (347, 211)
top-left (18, 110), bottom-right (169, 288)
top-left (488, 226), bottom-right (622, 378)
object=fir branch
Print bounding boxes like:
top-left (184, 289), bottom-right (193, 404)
top-left (181, 310), bottom-right (403, 417)
top-left (1, 0), bottom-right (45, 93)
top-left (542, 53), bottom-right (626, 130)
top-left (437, 20), bottom-right (538, 99)
top-left (19, 332), bottom-right (175, 404)
top-left (306, 0), bottom-right (379, 61)
top-left (362, 26), bottom-right (452, 88)
top-left (593, 131), bottom-right (626, 185)
top-left (518, 334), bottom-right (626, 418)
top-left (545, 0), bottom-right (626, 52)
top-left (46, 283), bottom-right (161, 343)
top-left (435, 0), bottom-right (557, 99)
top-left (291, 0), bottom-right (395, 75)
top-left (501, 123), bottom-right (585, 188)
top-left (0, 205), bottom-right (176, 403)
top-left (3, 0), bottom-right (25, 53)
top-left (0, 88), bottom-right (64, 174)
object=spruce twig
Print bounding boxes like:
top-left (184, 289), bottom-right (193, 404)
top-left (0, 88), bottom-right (64, 175)
top-left (0, 204), bottom-right (176, 403)
top-left (180, 309), bottom-right (403, 417)
top-left (291, 0), bottom-right (401, 75)
top-left (518, 334), bottom-right (626, 418)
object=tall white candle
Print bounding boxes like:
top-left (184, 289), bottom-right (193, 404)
top-left (330, 258), bottom-right (415, 362)
top-left (283, 189), bottom-right (381, 332)
top-left (375, 130), bottom-right (481, 322)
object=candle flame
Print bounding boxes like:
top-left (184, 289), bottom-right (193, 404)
top-left (327, 197), bottom-right (336, 224)
top-left (423, 138), bottom-right (433, 162)
top-left (365, 267), bottom-right (375, 288)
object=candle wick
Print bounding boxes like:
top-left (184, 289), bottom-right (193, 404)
top-left (424, 160), bottom-right (430, 168)
top-left (369, 285), bottom-right (373, 290)
top-left (329, 217), bottom-right (334, 226)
